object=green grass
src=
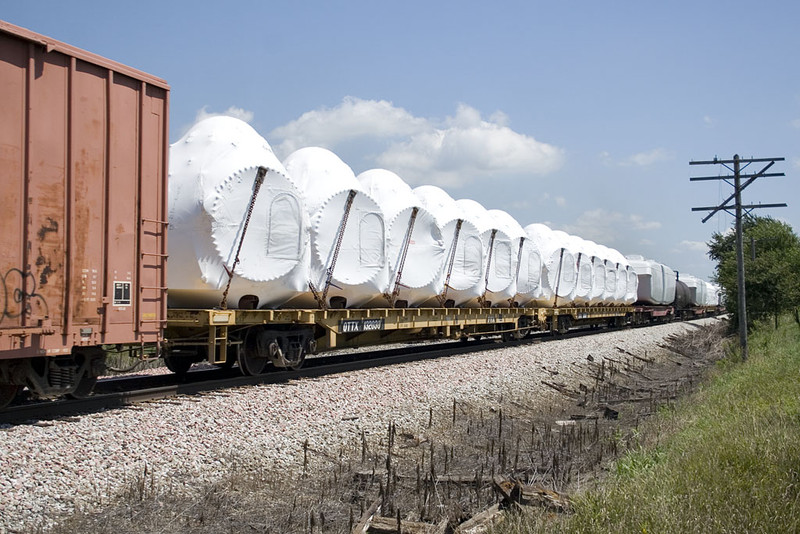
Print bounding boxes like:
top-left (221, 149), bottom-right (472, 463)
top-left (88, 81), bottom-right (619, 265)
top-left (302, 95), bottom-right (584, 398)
top-left (495, 317), bottom-right (800, 534)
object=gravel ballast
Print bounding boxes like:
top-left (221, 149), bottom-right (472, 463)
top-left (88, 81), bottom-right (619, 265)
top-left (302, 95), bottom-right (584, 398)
top-left (0, 320), bottom-right (718, 532)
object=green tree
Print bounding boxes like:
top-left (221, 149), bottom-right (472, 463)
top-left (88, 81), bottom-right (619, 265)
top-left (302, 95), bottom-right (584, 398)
top-left (708, 216), bottom-right (800, 329)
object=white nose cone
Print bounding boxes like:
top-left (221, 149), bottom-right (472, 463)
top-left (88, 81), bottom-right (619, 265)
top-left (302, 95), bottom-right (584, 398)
top-left (357, 170), bottom-right (445, 306)
top-left (524, 224), bottom-right (578, 306)
top-left (283, 148), bottom-right (389, 308)
top-left (412, 186), bottom-right (485, 306)
top-left (167, 116), bottom-right (309, 309)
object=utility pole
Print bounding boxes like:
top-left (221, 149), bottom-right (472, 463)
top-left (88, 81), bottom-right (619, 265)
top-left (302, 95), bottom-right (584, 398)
top-left (690, 155), bottom-right (786, 361)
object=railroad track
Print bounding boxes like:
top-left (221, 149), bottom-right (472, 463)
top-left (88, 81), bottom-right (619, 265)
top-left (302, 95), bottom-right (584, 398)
top-left (0, 323), bottom-right (669, 425)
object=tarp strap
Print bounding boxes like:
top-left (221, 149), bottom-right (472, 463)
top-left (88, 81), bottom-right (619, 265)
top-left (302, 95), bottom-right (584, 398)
top-left (552, 247), bottom-right (565, 308)
top-left (385, 207), bottom-right (419, 306)
top-left (219, 166), bottom-right (268, 309)
top-left (310, 189), bottom-right (358, 309)
top-left (478, 229), bottom-right (498, 308)
top-left (508, 237), bottom-right (526, 307)
top-left (437, 219), bottom-right (463, 307)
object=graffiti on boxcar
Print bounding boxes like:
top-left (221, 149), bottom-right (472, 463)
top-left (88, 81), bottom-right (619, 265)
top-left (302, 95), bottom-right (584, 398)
top-left (1, 268), bottom-right (49, 324)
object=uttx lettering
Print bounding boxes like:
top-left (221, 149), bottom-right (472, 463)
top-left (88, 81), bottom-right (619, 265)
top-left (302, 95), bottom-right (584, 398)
top-left (339, 318), bottom-right (385, 333)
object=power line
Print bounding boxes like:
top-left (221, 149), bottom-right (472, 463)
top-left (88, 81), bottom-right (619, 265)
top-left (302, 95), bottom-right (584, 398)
top-left (689, 154), bottom-right (786, 361)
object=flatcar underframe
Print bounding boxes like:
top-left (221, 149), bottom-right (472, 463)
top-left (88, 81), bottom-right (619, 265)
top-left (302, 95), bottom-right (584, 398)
top-left (0, 304), bottom-right (724, 409)
top-left (163, 305), bottom-right (634, 373)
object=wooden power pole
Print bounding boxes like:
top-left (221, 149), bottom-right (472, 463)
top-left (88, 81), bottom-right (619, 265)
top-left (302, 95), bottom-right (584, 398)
top-left (690, 155), bottom-right (786, 361)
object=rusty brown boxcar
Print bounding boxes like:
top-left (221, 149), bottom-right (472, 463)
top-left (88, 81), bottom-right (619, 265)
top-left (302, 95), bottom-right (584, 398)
top-left (0, 20), bottom-right (169, 405)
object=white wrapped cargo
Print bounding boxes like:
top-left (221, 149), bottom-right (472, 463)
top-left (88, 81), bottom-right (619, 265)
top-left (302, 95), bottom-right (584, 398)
top-left (455, 200), bottom-right (522, 306)
top-left (607, 249), bottom-right (633, 304)
top-left (168, 116), bottom-right (309, 309)
top-left (413, 186), bottom-right (485, 307)
top-left (583, 241), bottom-right (608, 305)
top-left (357, 169), bottom-right (445, 306)
top-left (680, 274), bottom-right (706, 307)
top-left (707, 282), bottom-right (721, 306)
top-left (524, 224), bottom-right (577, 306)
top-left (486, 208), bottom-right (528, 305)
top-left (512, 230), bottom-right (544, 307)
top-left (283, 147), bottom-right (389, 308)
top-left (594, 244), bottom-right (619, 305)
top-left (628, 255), bottom-right (676, 305)
top-left (564, 234), bottom-right (594, 305)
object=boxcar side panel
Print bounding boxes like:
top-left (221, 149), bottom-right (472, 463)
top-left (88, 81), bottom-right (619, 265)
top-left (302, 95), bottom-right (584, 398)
top-left (0, 33), bottom-right (27, 332)
top-left (0, 22), bottom-right (169, 358)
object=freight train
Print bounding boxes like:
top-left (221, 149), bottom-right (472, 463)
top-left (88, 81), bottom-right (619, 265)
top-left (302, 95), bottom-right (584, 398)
top-left (0, 21), bottom-right (721, 409)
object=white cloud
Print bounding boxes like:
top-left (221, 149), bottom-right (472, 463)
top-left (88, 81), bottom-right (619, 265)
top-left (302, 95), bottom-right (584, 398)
top-left (555, 196), bottom-right (566, 207)
top-left (270, 96), bottom-right (427, 156)
top-left (630, 214), bottom-right (662, 231)
top-left (558, 209), bottom-right (661, 247)
top-left (620, 148), bottom-right (672, 167)
top-left (704, 115), bottom-right (715, 127)
top-left (195, 105), bottom-right (254, 124)
top-left (678, 240), bottom-right (708, 252)
top-left (269, 97), bottom-right (565, 187)
top-left (793, 157), bottom-right (800, 169)
top-left (791, 118), bottom-right (800, 129)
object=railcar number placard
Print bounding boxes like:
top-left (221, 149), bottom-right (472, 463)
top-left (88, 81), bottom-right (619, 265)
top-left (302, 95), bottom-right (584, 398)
top-left (339, 318), bottom-right (385, 333)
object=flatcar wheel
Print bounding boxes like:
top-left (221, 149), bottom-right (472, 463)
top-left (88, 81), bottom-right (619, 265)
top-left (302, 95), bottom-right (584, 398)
top-left (164, 354), bottom-right (193, 375)
top-left (240, 329), bottom-right (270, 376)
top-left (0, 384), bottom-right (21, 409)
top-left (238, 349), bottom-right (269, 376)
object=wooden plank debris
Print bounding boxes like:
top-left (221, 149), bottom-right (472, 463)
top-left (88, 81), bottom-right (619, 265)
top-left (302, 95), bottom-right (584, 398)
top-left (452, 504), bottom-right (503, 534)
top-left (492, 475), bottom-right (571, 512)
top-left (366, 515), bottom-right (445, 533)
top-left (352, 497), bottom-right (382, 534)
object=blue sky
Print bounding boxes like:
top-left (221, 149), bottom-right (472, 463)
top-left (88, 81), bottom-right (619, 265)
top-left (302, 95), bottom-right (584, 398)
top-left (4, 1), bottom-right (798, 280)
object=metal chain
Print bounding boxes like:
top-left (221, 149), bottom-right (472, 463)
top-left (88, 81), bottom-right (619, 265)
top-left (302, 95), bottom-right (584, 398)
top-left (220, 166), bottom-right (268, 309)
top-left (311, 189), bottom-right (358, 309)
top-left (436, 219), bottom-right (463, 307)
top-left (384, 207), bottom-right (419, 306)
top-left (478, 229), bottom-right (497, 308)
top-left (508, 236), bottom-right (526, 307)
top-left (552, 247), bottom-right (565, 308)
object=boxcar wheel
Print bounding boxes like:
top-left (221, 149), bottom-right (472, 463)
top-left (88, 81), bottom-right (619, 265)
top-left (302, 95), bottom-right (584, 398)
top-left (0, 384), bottom-right (20, 409)
top-left (66, 350), bottom-right (102, 399)
top-left (66, 374), bottom-right (97, 399)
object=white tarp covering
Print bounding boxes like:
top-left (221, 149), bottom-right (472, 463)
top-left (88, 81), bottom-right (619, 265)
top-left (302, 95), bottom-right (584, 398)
top-left (628, 255), bottom-right (676, 305)
top-left (486, 208), bottom-right (528, 305)
top-left (594, 244), bottom-right (619, 305)
top-left (512, 226), bottom-right (544, 307)
top-left (413, 186), bottom-right (485, 306)
top-left (583, 241), bottom-right (608, 305)
top-left (455, 200), bottom-right (520, 306)
top-left (357, 169), bottom-right (445, 306)
top-left (283, 147), bottom-right (389, 308)
top-left (680, 274), bottom-right (706, 307)
top-left (524, 224), bottom-right (577, 306)
top-left (564, 234), bottom-right (594, 305)
top-left (607, 249), bottom-right (632, 304)
top-left (167, 116), bottom-right (309, 309)
top-left (707, 282), bottom-right (721, 306)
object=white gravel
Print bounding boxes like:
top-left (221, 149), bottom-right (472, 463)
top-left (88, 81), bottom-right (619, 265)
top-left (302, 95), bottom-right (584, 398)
top-left (0, 319), bottom-right (718, 532)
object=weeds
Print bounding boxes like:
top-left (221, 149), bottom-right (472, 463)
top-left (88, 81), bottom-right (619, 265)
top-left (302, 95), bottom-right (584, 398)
top-left (495, 315), bottom-right (800, 533)
top-left (49, 321), bottom-right (728, 533)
